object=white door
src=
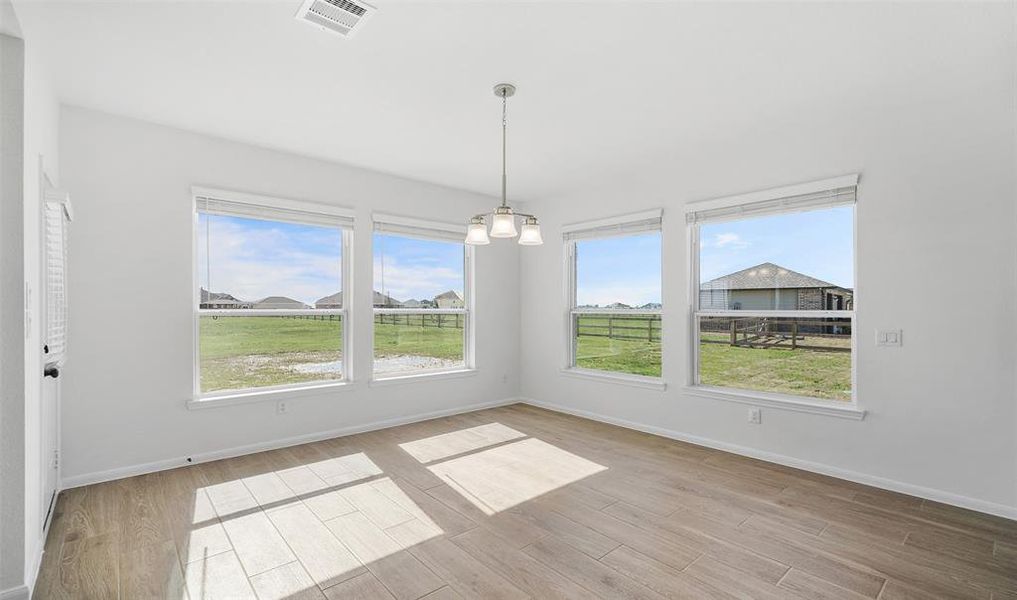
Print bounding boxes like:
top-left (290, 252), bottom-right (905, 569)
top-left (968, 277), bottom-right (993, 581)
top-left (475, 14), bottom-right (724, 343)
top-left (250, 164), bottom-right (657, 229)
top-left (40, 187), bottom-right (70, 531)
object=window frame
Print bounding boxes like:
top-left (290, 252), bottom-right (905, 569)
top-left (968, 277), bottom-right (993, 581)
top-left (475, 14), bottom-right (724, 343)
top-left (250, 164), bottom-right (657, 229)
top-left (190, 187), bottom-right (354, 404)
top-left (371, 214), bottom-right (475, 382)
top-left (562, 210), bottom-right (665, 388)
top-left (686, 175), bottom-right (863, 417)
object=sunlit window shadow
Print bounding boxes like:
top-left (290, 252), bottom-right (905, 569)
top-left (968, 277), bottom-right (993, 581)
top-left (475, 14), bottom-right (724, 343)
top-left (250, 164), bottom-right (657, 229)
top-left (425, 436), bottom-right (607, 515)
top-left (399, 422), bottom-right (527, 463)
top-left (180, 452), bottom-right (445, 599)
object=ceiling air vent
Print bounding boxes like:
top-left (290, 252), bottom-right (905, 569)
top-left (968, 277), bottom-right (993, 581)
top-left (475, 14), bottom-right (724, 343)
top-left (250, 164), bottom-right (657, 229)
top-left (295, 0), bottom-right (375, 37)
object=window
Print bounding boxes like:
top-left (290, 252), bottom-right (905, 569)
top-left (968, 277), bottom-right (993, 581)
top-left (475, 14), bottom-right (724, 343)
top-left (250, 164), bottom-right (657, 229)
top-left (564, 210), bottom-right (663, 380)
top-left (193, 189), bottom-right (353, 398)
top-left (688, 176), bottom-right (857, 404)
top-left (372, 215), bottom-right (472, 379)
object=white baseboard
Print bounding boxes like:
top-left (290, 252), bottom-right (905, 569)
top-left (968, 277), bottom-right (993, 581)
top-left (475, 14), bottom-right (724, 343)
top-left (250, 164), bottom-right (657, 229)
top-left (0, 585), bottom-right (29, 600)
top-left (521, 397), bottom-right (1017, 521)
top-left (62, 397), bottom-right (521, 489)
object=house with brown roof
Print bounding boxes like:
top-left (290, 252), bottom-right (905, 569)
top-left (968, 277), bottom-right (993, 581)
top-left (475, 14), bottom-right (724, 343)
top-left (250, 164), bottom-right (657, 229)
top-left (699, 262), bottom-right (852, 311)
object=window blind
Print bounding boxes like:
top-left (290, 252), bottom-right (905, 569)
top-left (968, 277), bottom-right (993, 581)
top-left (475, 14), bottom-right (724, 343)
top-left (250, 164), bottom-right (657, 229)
top-left (563, 209), bottom-right (663, 241)
top-left (373, 213), bottom-right (466, 242)
top-left (194, 188), bottom-right (354, 228)
top-left (44, 191), bottom-right (72, 367)
top-left (686, 175), bottom-right (858, 225)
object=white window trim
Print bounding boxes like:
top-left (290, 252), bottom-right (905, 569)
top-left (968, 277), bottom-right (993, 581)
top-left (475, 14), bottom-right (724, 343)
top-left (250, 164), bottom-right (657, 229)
top-left (686, 176), bottom-right (862, 416)
top-left (562, 210), bottom-right (664, 387)
top-left (371, 214), bottom-right (475, 382)
top-left (190, 188), bottom-right (354, 405)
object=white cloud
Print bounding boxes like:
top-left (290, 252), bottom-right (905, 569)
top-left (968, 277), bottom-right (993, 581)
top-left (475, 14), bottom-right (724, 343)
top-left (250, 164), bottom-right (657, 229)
top-left (199, 219), bottom-right (341, 305)
top-left (710, 232), bottom-right (749, 249)
top-left (373, 255), bottom-right (462, 302)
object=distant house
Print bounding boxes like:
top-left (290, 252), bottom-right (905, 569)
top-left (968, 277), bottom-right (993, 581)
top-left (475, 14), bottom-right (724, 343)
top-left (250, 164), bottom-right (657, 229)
top-left (699, 262), bottom-right (852, 311)
top-left (315, 292), bottom-right (342, 309)
top-left (639, 302), bottom-right (662, 310)
top-left (316, 290), bottom-right (404, 308)
top-left (606, 302), bottom-right (632, 309)
top-left (199, 288), bottom-right (252, 309)
top-left (373, 290), bottom-right (403, 308)
top-left (254, 296), bottom-right (310, 310)
top-left (434, 290), bottom-right (464, 309)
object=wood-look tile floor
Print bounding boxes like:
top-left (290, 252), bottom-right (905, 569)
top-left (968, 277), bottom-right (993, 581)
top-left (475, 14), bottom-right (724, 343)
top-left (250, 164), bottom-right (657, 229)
top-left (34, 404), bottom-right (1017, 599)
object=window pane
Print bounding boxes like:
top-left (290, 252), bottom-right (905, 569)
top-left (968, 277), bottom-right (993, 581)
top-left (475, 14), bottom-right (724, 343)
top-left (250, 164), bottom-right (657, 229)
top-left (198, 213), bottom-right (342, 309)
top-left (698, 206), bottom-right (853, 311)
top-left (575, 314), bottom-right (661, 377)
top-left (373, 233), bottom-right (467, 377)
top-left (373, 312), bottom-right (465, 377)
top-left (373, 234), bottom-right (464, 308)
top-left (576, 233), bottom-right (661, 309)
top-left (698, 316), bottom-right (852, 401)
top-left (200, 315), bottom-right (343, 393)
top-left (573, 231), bottom-right (661, 378)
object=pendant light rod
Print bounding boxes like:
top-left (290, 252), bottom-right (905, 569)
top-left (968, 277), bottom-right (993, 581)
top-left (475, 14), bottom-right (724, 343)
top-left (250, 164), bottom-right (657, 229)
top-left (501, 88), bottom-right (507, 207)
top-left (493, 83), bottom-right (515, 208)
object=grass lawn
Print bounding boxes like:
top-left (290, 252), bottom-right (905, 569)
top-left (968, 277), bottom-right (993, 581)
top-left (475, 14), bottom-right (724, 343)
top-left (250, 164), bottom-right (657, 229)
top-left (699, 332), bottom-right (851, 401)
top-left (576, 336), bottom-right (662, 377)
top-left (575, 314), bottom-right (662, 377)
top-left (199, 316), bottom-right (463, 392)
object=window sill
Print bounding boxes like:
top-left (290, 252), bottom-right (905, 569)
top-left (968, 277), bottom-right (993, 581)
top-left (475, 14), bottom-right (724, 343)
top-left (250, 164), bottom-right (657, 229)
top-left (369, 368), bottom-right (478, 387)
top-left (684, 385), bottom-right (865, 420)
top-left (188, 381), bottom-right (357, 410)
top-left (559, 368), bottom-right (667, 391)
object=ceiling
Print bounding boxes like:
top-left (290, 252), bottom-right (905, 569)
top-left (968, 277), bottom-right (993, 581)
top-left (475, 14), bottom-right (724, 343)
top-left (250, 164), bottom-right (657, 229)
top-left (13, 1), bottom-right (1009, 202)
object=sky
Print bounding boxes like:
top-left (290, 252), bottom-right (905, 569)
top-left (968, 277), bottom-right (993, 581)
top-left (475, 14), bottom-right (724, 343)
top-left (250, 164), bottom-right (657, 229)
top-left (576, 233), bottom-right (662, 307)
top-left (198, 214), bottom-right (341, 306)
top-left (197, 216), bottom-right (466, 305)
top-left (699, 205), bottom-right (854, 288)
top-left (373, 233), bottom-right (464, 302)
top-left (199, 206), bottom-right (851, 308)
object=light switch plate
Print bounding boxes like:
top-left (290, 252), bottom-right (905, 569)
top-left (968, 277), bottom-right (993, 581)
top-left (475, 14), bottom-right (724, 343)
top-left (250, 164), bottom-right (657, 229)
top-left (876, 329), bottom-right (903, 347)
top-left (748, 408), bottom-right (762, 424)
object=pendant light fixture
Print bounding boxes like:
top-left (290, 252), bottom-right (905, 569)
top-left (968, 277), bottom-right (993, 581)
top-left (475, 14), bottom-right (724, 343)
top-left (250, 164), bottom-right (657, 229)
top-left (465, 83), bottom-right (542, 246)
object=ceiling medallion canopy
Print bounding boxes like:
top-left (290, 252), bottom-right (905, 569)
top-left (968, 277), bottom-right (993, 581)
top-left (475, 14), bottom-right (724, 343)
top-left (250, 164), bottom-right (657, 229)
top-left (465, 83), bottom-right (542, 246)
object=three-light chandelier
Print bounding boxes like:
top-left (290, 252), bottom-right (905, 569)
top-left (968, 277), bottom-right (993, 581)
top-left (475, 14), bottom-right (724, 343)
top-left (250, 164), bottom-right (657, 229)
top-left (465, 83), bottom-right (542, 246)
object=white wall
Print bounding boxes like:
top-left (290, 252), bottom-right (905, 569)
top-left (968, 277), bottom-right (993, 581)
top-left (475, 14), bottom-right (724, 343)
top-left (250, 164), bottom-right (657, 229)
top-left (520, 10), bottom-right (1017, 515)
top-left (0, 1), bottom-right (60, 593)
top-left (0, 28), bottom-right (28, 598)
top-left (20, 24), bottom-right (59, 594)
top-left (58, 106), bottom-right (520, 484)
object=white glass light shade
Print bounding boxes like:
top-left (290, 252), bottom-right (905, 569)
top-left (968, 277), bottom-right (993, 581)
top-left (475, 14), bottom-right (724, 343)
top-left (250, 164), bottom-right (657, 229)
top-left (465, 220), bottom-right (490, 245)
top-left (518, 220), bottom-right (543, 245)
top-left (489, 209), bottom-right (518, 238)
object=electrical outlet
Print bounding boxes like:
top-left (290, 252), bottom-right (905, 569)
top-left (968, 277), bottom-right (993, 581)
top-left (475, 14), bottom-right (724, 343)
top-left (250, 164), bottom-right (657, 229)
top-left (748, 408), bottom-right (762, 424)
top-left (876, 329), bottom-right (903, 347)
top-left (276, 401), bottom-right (288, 415)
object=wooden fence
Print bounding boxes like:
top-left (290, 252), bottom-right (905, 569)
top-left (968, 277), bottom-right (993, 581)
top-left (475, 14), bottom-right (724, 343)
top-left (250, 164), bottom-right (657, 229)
top-left (576, 315), bottom-right (662, 342)
top-left (374, 313), bottom-right (464, 329)
top-left (701, 316), bottom-right (851, 352)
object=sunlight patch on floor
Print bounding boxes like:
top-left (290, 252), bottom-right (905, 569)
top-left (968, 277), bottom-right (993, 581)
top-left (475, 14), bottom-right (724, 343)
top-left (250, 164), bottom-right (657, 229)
top-left (182, 457), bottom-right (442, 600)
top-left (398, 422), bottom-right (526, 463)
top-left (428, 437), bottom-right (607, 515)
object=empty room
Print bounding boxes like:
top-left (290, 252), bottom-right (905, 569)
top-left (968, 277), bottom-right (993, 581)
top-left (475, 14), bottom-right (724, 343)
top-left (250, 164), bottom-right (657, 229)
top-left (1, 1), bottom-right (1016, 598)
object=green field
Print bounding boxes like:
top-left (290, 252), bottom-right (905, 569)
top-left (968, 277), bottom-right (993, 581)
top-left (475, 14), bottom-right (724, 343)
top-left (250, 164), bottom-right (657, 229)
top-left (699, 333), bottom-right (851, 401)
top-left (200, 315), bottom-right (851, 402)
top-left (575, 315), bottom-right (662, 377)
top-left (199, 316), bottom-right (463, 393)
top-left (573, 315), bottom-right (850, 401)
